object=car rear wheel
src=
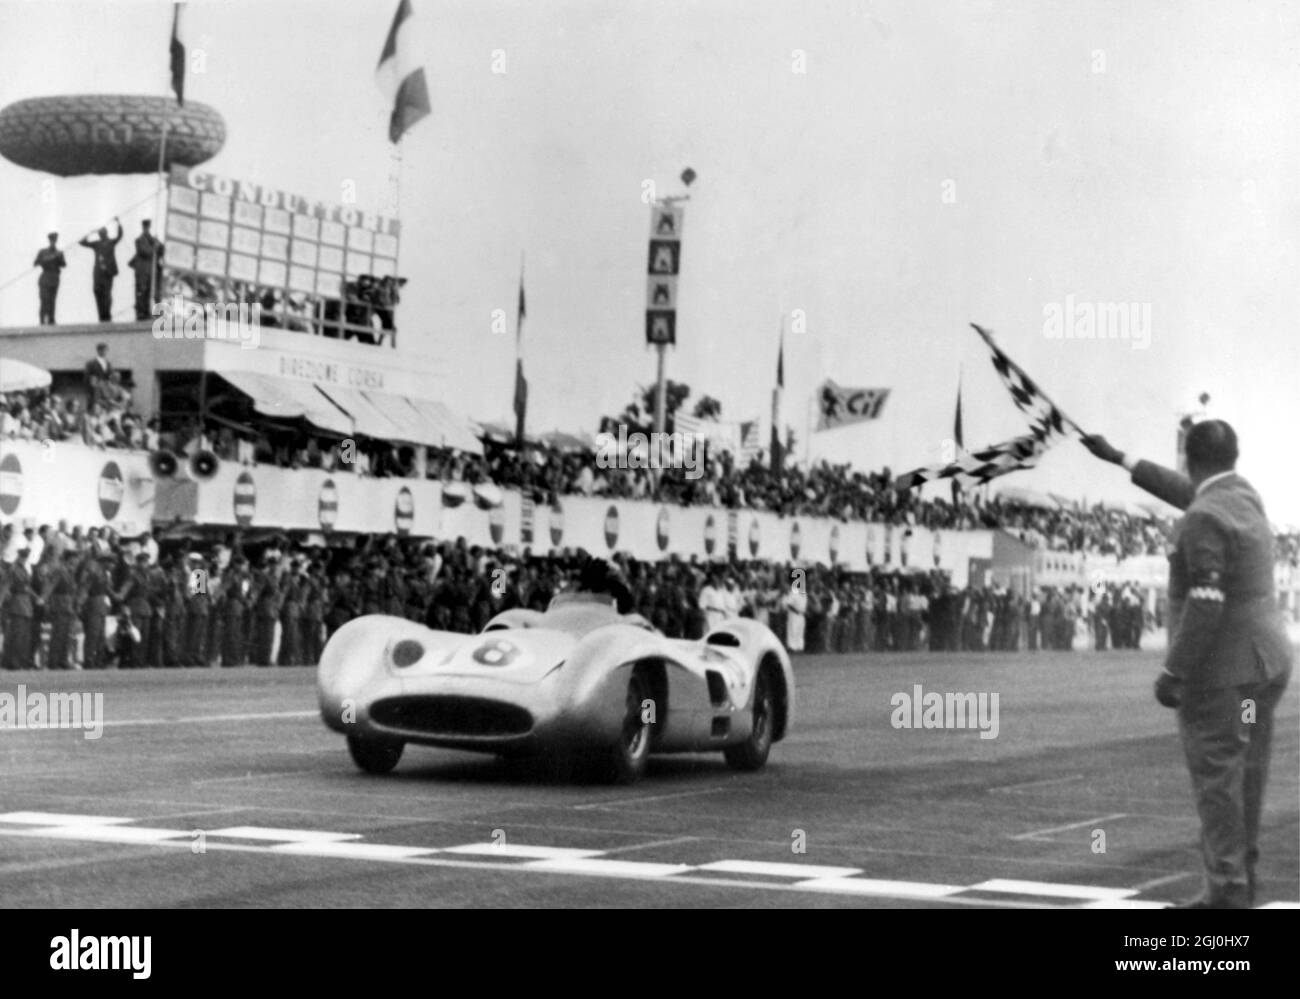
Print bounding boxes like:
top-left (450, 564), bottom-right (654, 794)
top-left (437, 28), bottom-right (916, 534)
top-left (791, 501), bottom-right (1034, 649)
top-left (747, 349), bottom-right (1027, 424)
top-left (347, 734), bottom-right (404, 774)
top-left (724, 666), bottom-right (774, 771)
top-left (600, 669), bottom-right (653, 784)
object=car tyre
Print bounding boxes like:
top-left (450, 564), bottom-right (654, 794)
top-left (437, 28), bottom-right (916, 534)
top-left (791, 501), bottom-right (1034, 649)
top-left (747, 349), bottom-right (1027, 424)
top-left (724, 666), bottom-right (774, 771)
top-left (600, 669), bottom-right (653, 784)
top-left (347, 734), bottom-right (404, 774)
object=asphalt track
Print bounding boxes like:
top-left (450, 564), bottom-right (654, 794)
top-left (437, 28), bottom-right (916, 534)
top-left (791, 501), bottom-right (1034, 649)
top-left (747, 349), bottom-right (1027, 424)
top-left (1, 650), bottom-right (1296, 909)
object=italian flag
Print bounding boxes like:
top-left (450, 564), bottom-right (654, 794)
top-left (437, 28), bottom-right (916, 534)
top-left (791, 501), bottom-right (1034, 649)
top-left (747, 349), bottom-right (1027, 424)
top-left (376, 0), bottom-right (432, 143)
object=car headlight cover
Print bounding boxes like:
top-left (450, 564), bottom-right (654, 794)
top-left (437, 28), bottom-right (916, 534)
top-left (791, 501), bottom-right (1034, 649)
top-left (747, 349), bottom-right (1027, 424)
top-left (391, 639), bottom-right (425, 668)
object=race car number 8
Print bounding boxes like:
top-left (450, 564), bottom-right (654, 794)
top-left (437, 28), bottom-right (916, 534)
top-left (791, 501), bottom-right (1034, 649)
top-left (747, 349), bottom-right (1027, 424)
top-left (473, 638), bottom-right (519, 667)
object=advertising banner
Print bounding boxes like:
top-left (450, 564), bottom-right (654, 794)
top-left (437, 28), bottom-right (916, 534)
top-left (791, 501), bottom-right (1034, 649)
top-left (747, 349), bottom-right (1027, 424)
top-left (0, 440), bottom-right (154, 537)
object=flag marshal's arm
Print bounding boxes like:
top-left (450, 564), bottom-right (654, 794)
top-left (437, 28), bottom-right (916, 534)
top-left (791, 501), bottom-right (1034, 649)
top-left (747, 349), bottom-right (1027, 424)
top-left (1080, 434), bottom-right (1194, 512)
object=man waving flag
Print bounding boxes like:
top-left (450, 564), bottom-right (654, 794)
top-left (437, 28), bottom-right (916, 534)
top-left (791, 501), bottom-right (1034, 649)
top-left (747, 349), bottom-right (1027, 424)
top-left (377, 0), bottom-right (431, 143)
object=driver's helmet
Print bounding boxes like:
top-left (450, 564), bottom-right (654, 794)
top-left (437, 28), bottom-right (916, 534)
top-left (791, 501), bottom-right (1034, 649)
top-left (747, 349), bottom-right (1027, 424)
top-left (578, 557), bottom-right (611, 593)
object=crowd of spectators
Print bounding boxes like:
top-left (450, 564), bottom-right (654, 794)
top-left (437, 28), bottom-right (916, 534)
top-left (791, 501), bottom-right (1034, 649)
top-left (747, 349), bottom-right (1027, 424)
top-left (0, 521), bottom-right (1189, 672)
top-left (1, 383), bottom-right (154, 451)
top-left (3, 343), bottom-right (153, 450)
top-left (195, 418), bottom-right (1189, 559)
top-left (14, 350), bottom-right (1299, 566)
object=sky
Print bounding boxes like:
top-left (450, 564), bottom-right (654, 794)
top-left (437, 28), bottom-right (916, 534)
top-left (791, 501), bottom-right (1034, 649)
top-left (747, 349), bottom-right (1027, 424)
top-left (0, 0), bottom-right (1297, 522)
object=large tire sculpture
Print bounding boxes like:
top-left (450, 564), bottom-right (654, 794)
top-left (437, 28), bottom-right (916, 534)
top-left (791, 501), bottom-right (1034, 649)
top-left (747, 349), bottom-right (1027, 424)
top-left (0, 94), bottom-right (226, 176)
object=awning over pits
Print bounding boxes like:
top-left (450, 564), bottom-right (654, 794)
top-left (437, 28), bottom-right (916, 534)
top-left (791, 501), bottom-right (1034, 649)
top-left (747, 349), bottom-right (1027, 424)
top-left (217, 370), bottom-right (353, 436)
top-left (215, 370), bottom-right (481, 454)
top-left (400, 396), bottom-right (483, 454)
top-left (315, 383), bottom-right (411, 443)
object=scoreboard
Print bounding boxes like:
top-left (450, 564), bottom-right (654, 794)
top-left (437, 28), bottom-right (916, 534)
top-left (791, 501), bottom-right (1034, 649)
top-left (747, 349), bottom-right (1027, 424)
top-left (162, 165), bottom-right (401, 300)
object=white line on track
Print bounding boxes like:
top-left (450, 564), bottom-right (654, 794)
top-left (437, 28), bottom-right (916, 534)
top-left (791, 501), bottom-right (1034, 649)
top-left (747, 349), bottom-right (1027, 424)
top-left (970, 878), bottom-right (1135, 901)
top-left (602, 836), bottom-right (701, 855)
top-left (1129, 871), bottom-right (1197, 891)
top-left (190, 770), bottom-right (318, 786)
top-left (523, 857), bottom-right (694, 878)
top-left (989, 775), bottom-right (1085, 793)
top-left (1080, 899), bottom-right (1170, 909)
top-left (0, 798), bottom-right (1214, 885)
top-left (698, 860), bottom-right (864, 879)
top-left (96, 710), bottom-right (318, 728)
top-left (442, 843), bottom-right (602, 859)
top-left (1009, 813), bottom-right (1128, 841)
top-left (0, 827), bottom-right (1065, 908)
top-left (35, 825), bottom-right (193, 844)
top-left (573, 786), bottom-right (734, 810)
top-left (795, 877), bottom-right (963, 899)
top-left (270, 842), bottom-right (439, 860)
top-left (0, 811), bottom-right (134, 825)
top-left (205, 826), bottom-right (361, 843)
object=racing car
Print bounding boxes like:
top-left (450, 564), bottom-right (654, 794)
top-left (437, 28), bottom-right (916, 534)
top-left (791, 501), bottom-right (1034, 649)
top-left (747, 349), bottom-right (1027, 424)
top-left (317, 591), bottom-right (795, 783)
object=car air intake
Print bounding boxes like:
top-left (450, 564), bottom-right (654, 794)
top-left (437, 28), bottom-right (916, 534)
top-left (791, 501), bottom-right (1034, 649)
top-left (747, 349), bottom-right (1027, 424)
top-left (705, 670), bottom-right (729, 706)
top-left (370, 696), bottom-right (533, 737)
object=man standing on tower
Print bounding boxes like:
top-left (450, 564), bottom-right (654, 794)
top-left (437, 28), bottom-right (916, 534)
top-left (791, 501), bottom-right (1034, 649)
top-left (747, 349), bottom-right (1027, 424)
top-left (128, 220), bottom-right (165, 320)
top-left (79, 217), bottom-right (123, 321)
top-left (33, 232), bottom-right (66, 324)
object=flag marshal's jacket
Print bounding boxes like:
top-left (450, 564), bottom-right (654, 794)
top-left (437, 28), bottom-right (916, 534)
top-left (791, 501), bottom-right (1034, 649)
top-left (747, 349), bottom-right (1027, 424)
top-left (1132, 460), bottom-right (1293, 692)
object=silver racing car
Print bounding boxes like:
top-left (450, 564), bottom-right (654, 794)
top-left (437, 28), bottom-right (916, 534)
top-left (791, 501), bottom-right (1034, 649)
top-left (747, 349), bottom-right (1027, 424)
top-left (317, 592), bottom-right (796, 783)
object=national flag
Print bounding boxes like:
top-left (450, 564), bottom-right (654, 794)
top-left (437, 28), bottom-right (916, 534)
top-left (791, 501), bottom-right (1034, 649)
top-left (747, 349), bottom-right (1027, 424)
top-left (376, 0), bottom-right (432, 143)
top-left (674, 412), bottom-right (705, 439)
top-left (770, 330), bottom-right (784, 473)
top-left (951, 372), bottom-right (964, 503)
top-left (954, 374), bottom-right (964, 450)
top-left (169, 4), bottom-right (186, 106)
top-left (675, 413), bottom-right (746, 458)
top-left (739, 420), bottom-right (762, 467)
top-left (513, 266), bottom-right (527, 446)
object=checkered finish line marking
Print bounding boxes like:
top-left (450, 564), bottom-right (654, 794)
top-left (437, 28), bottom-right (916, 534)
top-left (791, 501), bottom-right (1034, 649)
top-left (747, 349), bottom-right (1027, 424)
top-left (2, 812), bottom-right (1297, 908)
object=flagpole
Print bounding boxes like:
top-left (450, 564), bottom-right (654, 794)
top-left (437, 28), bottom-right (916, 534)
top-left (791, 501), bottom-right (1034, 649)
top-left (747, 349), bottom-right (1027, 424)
top-left (770, 316), bottom-right (784, 475)
top-left (150, 121), bottom-right (168, 314)
top-left (804, 394), bottom-right (813, 469)
top-left (951, 364), bottom-right (963, 506)
top-left (159, 1), bottom-right (184, 316)
top-left (515, 250), bottom-right (526, 449)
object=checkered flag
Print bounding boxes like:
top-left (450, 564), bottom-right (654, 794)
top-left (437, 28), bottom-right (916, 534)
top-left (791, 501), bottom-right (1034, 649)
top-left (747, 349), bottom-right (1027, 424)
top-left (972, 323), bottom-right (1076, 441)
top-left (895, 323), bottom-right (1085, 492)
top-left (894, 430), bottom-right (1051, 492)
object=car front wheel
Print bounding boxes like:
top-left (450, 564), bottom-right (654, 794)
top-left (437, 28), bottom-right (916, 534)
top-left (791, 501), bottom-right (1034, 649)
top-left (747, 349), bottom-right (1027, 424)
top-left (347, 734), bottom-right (404, 774)
top-left (725, 666), bottom-right (774, 771)
top-left (600, 669), bottom-right (653, 784)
